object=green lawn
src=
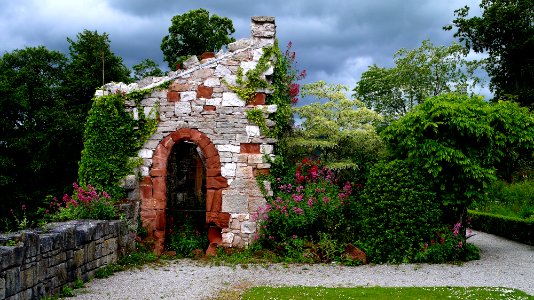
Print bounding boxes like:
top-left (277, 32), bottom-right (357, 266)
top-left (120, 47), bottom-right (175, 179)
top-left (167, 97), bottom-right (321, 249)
top-left (241, 286), bottom-right (533, 300)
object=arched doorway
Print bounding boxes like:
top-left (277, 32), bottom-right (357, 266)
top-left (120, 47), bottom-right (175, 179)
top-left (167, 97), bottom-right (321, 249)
top-left (140, 128), bottom-right (230, 255)
top-left (164, 141), bottom-right (207, 253)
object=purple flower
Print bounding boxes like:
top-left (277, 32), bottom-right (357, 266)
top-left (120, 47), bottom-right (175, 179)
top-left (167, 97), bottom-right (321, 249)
top-left (292, 207), bottom-right (304, 215)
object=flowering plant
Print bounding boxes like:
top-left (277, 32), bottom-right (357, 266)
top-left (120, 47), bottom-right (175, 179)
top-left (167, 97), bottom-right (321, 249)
top-left (415, 220), bottom-right (480, 263)
top-left (46, 183), bottom-right (118, 221)
top-left (255, 159), bottom-right (361, 255)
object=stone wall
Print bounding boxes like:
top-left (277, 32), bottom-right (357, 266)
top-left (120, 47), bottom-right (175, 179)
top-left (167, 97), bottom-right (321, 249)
top-left (0, 220), bottom-right (133, 299)
top-left (98, 16), bottom-right (278, 254)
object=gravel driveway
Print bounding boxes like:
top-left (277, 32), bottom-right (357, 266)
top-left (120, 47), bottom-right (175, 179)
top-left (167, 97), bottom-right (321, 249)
top-left (72, 230), bottom-right (533, 299)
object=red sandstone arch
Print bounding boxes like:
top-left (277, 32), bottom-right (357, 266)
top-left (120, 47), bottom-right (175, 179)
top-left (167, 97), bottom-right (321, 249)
top-left (139, 128), bottom-right (230, 254)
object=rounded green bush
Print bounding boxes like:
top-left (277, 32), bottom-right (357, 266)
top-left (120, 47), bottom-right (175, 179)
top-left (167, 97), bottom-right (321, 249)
top-left (360, 160), bottom-right (441, 263)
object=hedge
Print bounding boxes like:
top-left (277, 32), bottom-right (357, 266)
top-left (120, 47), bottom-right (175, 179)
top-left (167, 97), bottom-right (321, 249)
top-left (468, 210), bottom-right (534, 246)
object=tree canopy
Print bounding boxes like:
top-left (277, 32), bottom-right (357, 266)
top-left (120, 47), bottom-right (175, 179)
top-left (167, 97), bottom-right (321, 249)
top-left (353, 40), bottom-right (483, 121)
top-left (132, 58), bottom-right (164, 81)
top-left (445, 0), bottom-right (534, 107)
top-left (290, 81), bottom-right (385, 179)
top-left (381, 93), bottom-right (534, 223)
top-left (160, 8), bottom-right (235, 69)
top-left (0, 47), bottom-right (80, 214)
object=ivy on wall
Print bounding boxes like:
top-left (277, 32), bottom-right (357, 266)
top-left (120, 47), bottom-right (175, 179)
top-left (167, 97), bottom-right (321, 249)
top-left (78, 90), bottom-right (158, 199)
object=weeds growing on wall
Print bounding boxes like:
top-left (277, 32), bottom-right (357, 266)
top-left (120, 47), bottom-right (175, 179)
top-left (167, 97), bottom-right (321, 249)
top-left (78, 91), bottom-right (158, 200)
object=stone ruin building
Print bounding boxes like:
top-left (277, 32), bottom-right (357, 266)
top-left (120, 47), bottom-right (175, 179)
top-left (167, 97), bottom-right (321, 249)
top-left (98, 17), bottom-right (278, 254)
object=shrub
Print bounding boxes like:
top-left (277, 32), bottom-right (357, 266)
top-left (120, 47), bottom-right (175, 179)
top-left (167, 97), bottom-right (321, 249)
top-left (359, 160), bottom-right (442, 263)
top-left (167, 214), bottom-right (209, 258)
top-left (46, 183), bottom-right (118, 221)
top-left (468, 210), bottom-right (534, 245)
top-left (255, 159), bottom-right (362, 261)
top-left (474, 180), bottom-right (534, 219)
top-left (414, 222), bottom-right (480, 263)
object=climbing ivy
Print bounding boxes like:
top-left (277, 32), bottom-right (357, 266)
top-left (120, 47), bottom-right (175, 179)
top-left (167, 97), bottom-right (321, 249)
top-left (246, 108), bottom-right (269, 134)
top-left (78, 91), bottom-right (158, 199)
top-left (223, 45), bottom-right (274, 104)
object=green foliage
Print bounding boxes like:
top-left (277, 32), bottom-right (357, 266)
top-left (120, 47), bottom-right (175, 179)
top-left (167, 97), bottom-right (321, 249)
top-left (469, 210), bottom-right (534, 246)
top-left (256, 159), bottom-right (362, 263)
top-left (65, 30), bottom-right (131, 113)
top-left (246, 108), bottom-right (268, 134)
top-left (47, 183), bottom-right (118, 221)
top-left (474, 180), bottom-right (534, 220)
top-left (414, 224), bottom-right (480, 263)
top-left (360, 160), bottom-right (443, 263)
top-left (353, 40), bottom-right (483, 120)
top-left (224, 44), bottom-right (274, 104)
top-left (446, 0), bottom-right (534, 107)
top-left (78, 93), bottom-right (158, 199)
top-left (167, 215), bottom-right (209, 258)
top-left (381, 94), bottom-right (534, 224)
top-left (0, 46), bottom-right (83, 221)
top-left (292, 80), bottom-right (385, 181)
top-left (160, 8), bottom-right (235, 69)
top-left (132, 58), bottom-right (164, 81)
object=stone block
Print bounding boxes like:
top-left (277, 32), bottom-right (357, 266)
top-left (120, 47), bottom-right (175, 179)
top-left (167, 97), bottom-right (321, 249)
top-left (248, 154), bottom-right (264, 164)
top-left (246, 126), bottom-right (260, 137)
top-left (214, 65), bottom-right (232, 77)
top-left (217, 145), bottom-right (241, 153)
top-left (222, 232), bottom-right (234, 245)
top-left (193, 68), bottom-right (214, 79)
top-left (5, 267), bottom-right (21, 297)
top-left (180, 91), bottom-right (196, 102)
top-left (0, 277), bottom-right (5, 299)
top-left (175, 102), bottom-right (191, 115)
top-left (183, 55), bottom-right (199, 69)
top-left (222, 192), bottom-right (248, 213)
top-left (228, 39), bottom-right (252, 52)
top-left (20, 265), bottom-right (37, 290)
top-left (222, 92), bottom-right (245, 107)
top-left (221, 163), bottom-right (237, 178)
top-left (241, 221), bottom-right (257, 234)
top-left (204, 77), bottom-right (220, 87)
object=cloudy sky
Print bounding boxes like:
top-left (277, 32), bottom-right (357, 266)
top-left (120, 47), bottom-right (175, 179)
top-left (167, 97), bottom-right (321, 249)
top-left (0, 0), bottom-right (486, 101)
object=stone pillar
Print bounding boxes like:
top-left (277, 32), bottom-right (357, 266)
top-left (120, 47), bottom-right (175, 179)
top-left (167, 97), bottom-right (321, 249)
top-left (251, 16), bottom-right (275, 48)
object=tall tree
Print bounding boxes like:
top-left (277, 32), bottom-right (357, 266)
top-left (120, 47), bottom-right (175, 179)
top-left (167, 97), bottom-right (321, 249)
top-left (0, 47), bottom-right (80, 217)
top-left (291, 81), bottom-right (385, 181)
top-left (132, 58), bottom-right (164, 81)
top-left (160, 8), bottom-right (235, 69)
top-left (64, 30), bottom-right (130, 114)
top-left (445, 0), bottom-right (534, 107)
top-left (353, 40), bottom-right (483, 120)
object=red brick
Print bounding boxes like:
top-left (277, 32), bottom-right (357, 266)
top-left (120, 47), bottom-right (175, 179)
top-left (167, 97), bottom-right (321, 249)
top-left (206, 176), bottom-right (228, 189)
top-left (208, 226), bottom-right (222, 244)
top-left (204, 145), bottom-right (219, 159)
top-left (197, 137), bottom-right (211, 150)
top-left (140, 176), bottom-right (152, 186)
top-left (154, 144), bottom-right (171, 159)
top-left (240, 143), bottom-right (261, 154)
top-left (152, 155), bottom-right (167, 169)
top-left (156, 210), bottom-right (166, 231)
top-left (206, 212), bottom-right (229, 228)
top-left (190, 129), bottom-right (203, 144)
top-left (206, 167), bottom-right (221, 177)
top-left (167, 91), bottom-right (180, 102)
top-left (203, 105), bottom-right (216, 111)
top-left (149, 168), bottom-right (167, 177)
top-left (206, 155), bottom-right (220, 168)
top-left (200, 52), bottom-right (215, 60)
top-left (140, 185), bottom-right (153, 199)
top-left (196, 85), bottom-right (213, 98)
top-left (254, 168), bottom-right (270, 176)
top-left (206, 189), bottom-right (223, 211)
top-left (250, 92), bottom-right (266, 105)
top-left (152, 177), bottom-right (166, 200)
top-left (162, 135), bottom-right (175, 149)
top-left (170, 128), bottom-right (191, 142)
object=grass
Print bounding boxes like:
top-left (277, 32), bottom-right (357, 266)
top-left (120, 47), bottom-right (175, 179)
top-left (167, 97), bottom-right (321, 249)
top-left (472, 180), bottom-right (534, 220)
top-left (240, 286), bottom-right (533, 300)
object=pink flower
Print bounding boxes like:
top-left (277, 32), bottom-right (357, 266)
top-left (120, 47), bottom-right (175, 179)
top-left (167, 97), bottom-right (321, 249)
top-left (292, 207), bottom-right (304, 215)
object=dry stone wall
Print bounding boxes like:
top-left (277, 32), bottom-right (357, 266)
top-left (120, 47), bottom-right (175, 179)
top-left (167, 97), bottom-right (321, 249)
top-left (98, 17), bottom-right (278, 254)
top-left (0, 220), bottom-right (133, 300)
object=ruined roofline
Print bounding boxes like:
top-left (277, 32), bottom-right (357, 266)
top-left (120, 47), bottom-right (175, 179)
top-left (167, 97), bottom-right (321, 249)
top-left (96, 16), bottom-right (275, 97)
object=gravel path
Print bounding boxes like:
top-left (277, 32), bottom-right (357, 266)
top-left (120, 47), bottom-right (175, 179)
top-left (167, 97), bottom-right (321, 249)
top-left (73, 231), bottom-right (533, 299)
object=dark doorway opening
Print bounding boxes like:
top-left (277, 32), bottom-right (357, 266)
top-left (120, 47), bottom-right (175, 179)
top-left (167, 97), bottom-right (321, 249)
top-left (165, 141), bottom-right (208, 255)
